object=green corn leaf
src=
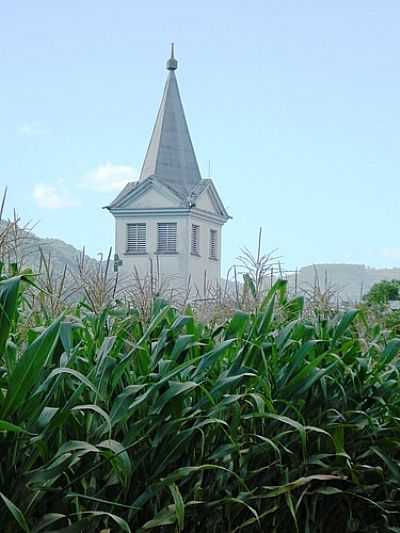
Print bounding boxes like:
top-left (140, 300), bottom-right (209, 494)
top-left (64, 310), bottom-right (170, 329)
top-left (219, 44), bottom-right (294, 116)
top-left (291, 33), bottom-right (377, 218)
top-left (0, 276), bottom-right (21, 354)
top-left (141, 504), bottom-right (177, 529)
top-left (71, 404), bottom-right (112, 437)
top-left (193, 338), bottom-right (236, 376)
top-left (55, 440), bottom-right (99, 457)
top-left (168, 483), bottom-right (185, 531)
top-left (375, 338), bottom-right (400, 372)
top-left (0, 491), bottom-right (30, 532)
top-left (371, 446), bottom-right (400, 483)
top-left (98, 439), bottom-right (132, 482)
top-left (332, 309), bottom-right (358, 343)
top-left (35, 367), bottom-right (102, 400)
top-left (170, 335), bottom-right (196, 361)
top-left (279, 340), bottom-right (320, 387)
top-left (1, 318), bottom-right (61, 418)
top-left (260, 279), bottom-right (288, 309)
top-left (45, 511), bottom-right (131, 533)
top-left (225, 310), bottom-right (249, 339)
top-left (27, 454), bottom-right (74, 484)
top-left (32, 513), bottom-right (66, 533)
top-left (154, 381), bottom-right (199, 413)
top-left (0, 419), bottom-right (30, 434)
top-left (261, 474), bottom-right (345, 497)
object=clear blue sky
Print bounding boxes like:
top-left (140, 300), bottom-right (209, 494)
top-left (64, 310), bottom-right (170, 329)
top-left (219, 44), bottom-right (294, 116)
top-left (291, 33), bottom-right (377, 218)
top-left (1, 1), bottom-right (399, 273)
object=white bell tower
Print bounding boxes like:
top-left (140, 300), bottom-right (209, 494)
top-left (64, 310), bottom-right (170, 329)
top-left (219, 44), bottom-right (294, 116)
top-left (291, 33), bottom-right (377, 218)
top-left (106, 45), bottom-right (230, 298)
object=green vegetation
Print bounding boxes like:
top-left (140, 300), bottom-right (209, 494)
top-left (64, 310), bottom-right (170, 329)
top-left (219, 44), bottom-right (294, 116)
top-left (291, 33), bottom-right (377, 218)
top-left (364, 279), bottom-right (400, 305)
top-left (1, 272), bottom-right (400, 532)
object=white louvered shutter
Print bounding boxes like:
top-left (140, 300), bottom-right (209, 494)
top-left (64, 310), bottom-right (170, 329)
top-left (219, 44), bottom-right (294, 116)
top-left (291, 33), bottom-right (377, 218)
top-left (127, 223), bottom-right (146, 253)
top-left (157, 222), bottom-right (177, 253)
top-left (191, 224), bottom-right (200, 255)
top-left (209, 229), bottom-right (217, 259)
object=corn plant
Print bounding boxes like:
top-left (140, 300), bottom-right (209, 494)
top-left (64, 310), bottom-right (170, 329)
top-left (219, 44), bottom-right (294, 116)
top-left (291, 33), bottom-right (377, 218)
top-left (1, 275), bottom-right (400, 532)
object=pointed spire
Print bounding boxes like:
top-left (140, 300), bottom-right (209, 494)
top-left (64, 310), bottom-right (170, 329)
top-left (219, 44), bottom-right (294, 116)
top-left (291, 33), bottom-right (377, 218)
top-left (166, 43), bottom-right (177, 71)
top-left (139, 45), bottom-right (202, 196)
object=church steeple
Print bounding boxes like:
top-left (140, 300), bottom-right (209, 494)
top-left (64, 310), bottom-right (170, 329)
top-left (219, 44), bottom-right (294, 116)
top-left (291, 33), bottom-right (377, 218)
top-left (139, 45), bottom-right (202, 196)
top-left (107, 47), bottom-right (229, 293)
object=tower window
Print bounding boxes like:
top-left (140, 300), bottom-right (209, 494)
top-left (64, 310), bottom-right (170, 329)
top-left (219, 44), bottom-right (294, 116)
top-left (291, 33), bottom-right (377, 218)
top-left (191, 224), bottom-right (200, 256)
top-left (157, 222), bottom-right (177, 253)
top-left (127, 223), bottom-right (146, 254)
top-left (209, 229), bottom-right (218, 260)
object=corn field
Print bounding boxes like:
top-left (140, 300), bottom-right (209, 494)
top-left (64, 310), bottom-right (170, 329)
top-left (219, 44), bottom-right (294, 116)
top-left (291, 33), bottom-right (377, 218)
top-left (1, 270), bottom-right (400, 532)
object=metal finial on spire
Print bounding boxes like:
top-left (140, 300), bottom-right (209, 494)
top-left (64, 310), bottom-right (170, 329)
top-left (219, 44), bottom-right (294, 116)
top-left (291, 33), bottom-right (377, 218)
top-left (166, 42), bottom-right (178, 70)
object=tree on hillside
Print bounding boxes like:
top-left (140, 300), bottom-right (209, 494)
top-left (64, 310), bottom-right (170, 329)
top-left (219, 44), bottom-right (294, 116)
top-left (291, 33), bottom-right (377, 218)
top-left (364, 279), bottom-right (400, 305)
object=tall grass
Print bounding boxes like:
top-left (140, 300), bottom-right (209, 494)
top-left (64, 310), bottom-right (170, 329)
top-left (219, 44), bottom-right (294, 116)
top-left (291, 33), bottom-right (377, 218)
top-left (1, 273), bottom-right (400, 532)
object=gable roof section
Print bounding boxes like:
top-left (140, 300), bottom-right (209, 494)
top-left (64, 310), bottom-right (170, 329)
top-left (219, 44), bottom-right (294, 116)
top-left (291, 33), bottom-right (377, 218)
top-left (106, 176), bottom-right (230, 221)
top-left (107, 181), bottom-right (138, 209)
top-left (106, 176), bottom-right (183, 210)
top-left (191, 179), bottom-right (230, 220)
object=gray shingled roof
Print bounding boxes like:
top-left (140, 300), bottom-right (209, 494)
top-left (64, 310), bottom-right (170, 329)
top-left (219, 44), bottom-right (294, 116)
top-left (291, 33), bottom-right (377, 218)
top-left (139, 48), bottom-right (202, 197)
top-left (108, 181), bottom-right (138, 208)
top-left (108, 175), bottom-right (202, 209)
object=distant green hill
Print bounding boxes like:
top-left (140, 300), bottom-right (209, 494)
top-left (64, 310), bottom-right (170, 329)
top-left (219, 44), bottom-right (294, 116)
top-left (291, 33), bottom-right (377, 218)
top-left (0, 221), bottom-right (98, 275)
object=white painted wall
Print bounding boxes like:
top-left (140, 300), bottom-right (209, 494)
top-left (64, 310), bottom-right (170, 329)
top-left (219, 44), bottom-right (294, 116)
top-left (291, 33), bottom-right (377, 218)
top-left (195, 190), bottom-right (215, 212)
top-left (115, 212), bottom-right (223, 298)
top-left (112, 180), bottom-right (227, 300)
top-left (188, 214), bottom-right (222, 296)
top-left (116, 214), bottom-right (189, 290)
top-left (121, 186), bottom-right (180, 210)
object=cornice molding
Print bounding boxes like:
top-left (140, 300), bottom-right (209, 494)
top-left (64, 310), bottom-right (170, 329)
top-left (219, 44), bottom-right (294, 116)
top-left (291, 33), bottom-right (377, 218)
top-left (108, 206), bottom-right (228, 224)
